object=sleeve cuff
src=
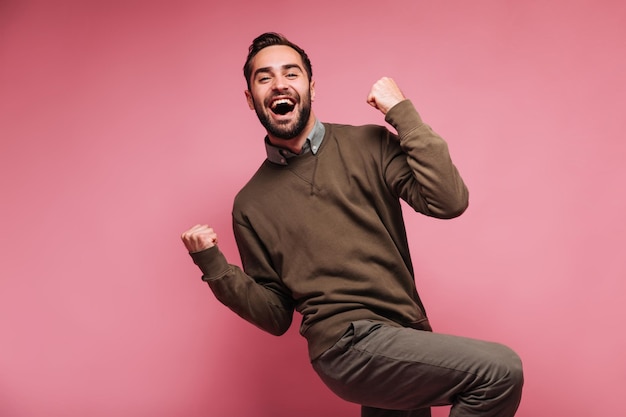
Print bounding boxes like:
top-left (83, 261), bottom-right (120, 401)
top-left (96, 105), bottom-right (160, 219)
top-left (189, 246), bottom-right (231, 280)
top-left (384, 99), bottom-right (424, 135)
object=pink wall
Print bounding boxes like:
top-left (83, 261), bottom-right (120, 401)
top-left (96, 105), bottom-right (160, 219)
top-left (1, 1), bottom-right (624, 416)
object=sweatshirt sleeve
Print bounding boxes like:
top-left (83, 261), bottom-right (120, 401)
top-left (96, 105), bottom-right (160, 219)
top-left (189, 233), bottom-right (295, 336)
top-left (383, 99), bottom-right (469, 218)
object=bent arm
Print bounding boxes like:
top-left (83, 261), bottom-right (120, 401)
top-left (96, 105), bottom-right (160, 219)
top-left (190, 236), bottom-right (294, 336)
top-left (384, 99), bottom-right (469, 218)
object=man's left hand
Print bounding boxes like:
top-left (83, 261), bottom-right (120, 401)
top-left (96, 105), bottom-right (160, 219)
top-left (366, 77), bottom-right (406, 115)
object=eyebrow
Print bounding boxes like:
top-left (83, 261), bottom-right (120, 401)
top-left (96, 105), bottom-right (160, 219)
top-left (253, 64), bottom-right (304, 78)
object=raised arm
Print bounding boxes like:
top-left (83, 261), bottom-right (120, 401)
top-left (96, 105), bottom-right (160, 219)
top-left (368, 77), bottom-right (469, 218)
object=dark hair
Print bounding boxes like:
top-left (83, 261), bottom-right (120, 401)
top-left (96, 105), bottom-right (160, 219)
top-left (243, 32), bottom-right (313, 89)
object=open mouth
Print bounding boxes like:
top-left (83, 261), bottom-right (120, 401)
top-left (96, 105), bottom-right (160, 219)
top-left (270, 98), bottom-right (296, 115)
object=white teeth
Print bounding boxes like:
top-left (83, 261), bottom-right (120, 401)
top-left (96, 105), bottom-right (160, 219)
top-left (271, 98), bottom-right (293, 109)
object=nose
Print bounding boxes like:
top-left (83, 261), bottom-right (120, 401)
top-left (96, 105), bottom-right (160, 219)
top-left (271, 75), bottom-right (289, 91)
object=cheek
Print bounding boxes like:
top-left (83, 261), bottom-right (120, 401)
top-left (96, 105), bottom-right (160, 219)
top-left (253, 88), bottom-right (270, 105)
top-left (247, 90), bottom-right (264, 109)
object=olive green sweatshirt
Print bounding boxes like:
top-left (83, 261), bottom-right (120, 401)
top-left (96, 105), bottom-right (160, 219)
top-left (190, 100), bottom-right (469, 360)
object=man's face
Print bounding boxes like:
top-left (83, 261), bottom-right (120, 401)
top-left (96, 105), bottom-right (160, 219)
top-left (245, 45), bottom-right (315, 140)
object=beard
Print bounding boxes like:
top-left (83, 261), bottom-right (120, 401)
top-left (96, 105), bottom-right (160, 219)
top-left (252, 88), bottom-right (312, 140)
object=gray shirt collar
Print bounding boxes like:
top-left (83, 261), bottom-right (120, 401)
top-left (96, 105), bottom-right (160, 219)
top-left (264, 119), bottom-right (325, 165)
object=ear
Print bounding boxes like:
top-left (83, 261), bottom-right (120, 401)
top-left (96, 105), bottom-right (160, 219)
top-left (310, 80), bottom-right (316, 102)
top-left (244, 90), bottom-right (255, 110)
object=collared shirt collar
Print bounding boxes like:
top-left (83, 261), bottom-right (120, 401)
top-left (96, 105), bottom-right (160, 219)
top-left (264, 119), bottom-right (326, 165)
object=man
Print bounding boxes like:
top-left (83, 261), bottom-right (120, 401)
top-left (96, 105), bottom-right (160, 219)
top-left (181, 32), bottom-right (523, 417)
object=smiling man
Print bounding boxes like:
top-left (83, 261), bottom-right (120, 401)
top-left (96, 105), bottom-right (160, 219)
top-left (244, 44), bottom-right (315, 146)
top-left (181, 32), bottom-right (523, 417)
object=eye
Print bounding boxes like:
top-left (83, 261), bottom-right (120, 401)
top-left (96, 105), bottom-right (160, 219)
top-left (257, 76), bottom-right (271, 83)
top-left (286, 72), bottom-right (299, 79)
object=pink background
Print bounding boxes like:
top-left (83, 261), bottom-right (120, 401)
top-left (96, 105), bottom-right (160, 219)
top-left (1, 1), bottom-right (625, 416)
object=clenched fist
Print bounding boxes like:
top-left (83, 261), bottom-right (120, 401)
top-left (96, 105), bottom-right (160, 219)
top-left (366, 77), bottom-right (406, 115)
top-left (181, 224), bottom-right (218, 253)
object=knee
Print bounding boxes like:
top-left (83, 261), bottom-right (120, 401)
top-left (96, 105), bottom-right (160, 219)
top-left (461, 344), bottom-right (524, 415)
top-left (492, 344), bottom-right (524, 392)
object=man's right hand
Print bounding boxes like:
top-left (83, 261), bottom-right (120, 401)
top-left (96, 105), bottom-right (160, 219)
top-left (181, 224), bottom-right (218, 253)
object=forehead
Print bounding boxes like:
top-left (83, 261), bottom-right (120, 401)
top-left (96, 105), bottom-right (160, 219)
top-left (251, 45), bottom-right (304, 72)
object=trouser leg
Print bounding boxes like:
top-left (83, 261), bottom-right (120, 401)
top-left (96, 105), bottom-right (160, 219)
top-left (311, 320), bottom-right (523, 417)
top-left (362, 405), bottom-right (431, 417)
